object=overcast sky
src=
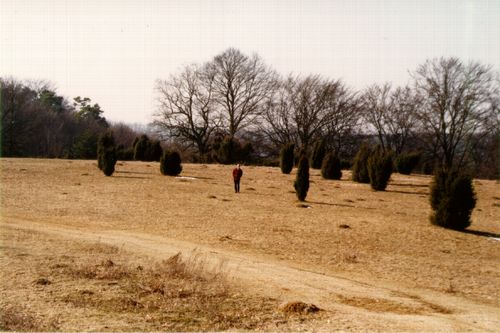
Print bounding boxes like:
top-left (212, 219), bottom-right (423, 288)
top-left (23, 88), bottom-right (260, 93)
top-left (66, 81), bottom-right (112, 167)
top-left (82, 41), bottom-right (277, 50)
top-left (1, 0), bottom-right (499, 124)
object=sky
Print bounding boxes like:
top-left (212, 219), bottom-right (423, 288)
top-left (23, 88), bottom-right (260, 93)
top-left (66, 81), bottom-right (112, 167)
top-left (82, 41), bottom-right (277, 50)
top-left (1, 0), bottom-right (499, 125)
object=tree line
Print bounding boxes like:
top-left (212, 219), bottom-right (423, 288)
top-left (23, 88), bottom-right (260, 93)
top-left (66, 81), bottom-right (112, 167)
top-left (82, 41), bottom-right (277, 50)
top-left (153, 48), bottom-right (499, 178)
top-left (0, 78), bottom-right (141, 160)
top-left (1, 48), bottom-right (498, 178)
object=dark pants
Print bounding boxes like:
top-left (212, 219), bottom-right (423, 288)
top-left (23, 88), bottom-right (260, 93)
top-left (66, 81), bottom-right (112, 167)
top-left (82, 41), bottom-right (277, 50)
top-left (234, 180), bottom-right (240, 193)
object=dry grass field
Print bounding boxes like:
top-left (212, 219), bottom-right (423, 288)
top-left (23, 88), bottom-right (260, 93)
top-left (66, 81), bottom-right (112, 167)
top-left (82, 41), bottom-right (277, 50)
top-left (1, 158), bottom-right (499, 331)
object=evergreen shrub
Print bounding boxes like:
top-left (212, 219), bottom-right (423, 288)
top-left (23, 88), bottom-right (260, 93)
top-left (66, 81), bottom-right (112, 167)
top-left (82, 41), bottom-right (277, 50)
top-left (116, 145), bottom-right (134, 161)
top-left (311, 139), bottom-right (327, 169)
top-left (214, 136), bottom-right (252, 164)
top-left (280, 143), bottom-right (295, 174)
top-left (422, 160), bottom-right (434, 175)
top-left (367, 147), bottom-right (393, 191)
top-left (101, 148), bottom-right (117, 176)
top-left (133, 135), bottom-right (163, 162)
top-left (160, 150), bottom-right (183, 176)
top-left (430, 169), bottom-right (476, 230)
top-left (148, 140), bottom-right (163, 162)
top-left (133, 135), bottom-right (149, 161)
top-left (395, 152), bottom-right (421, 175)
top-left (97, 131), bottom-right (115, 170)
top-left (321, 152), bottom-right (342, 180)
top-left (352, 144), bottom-right (371, 183)
top-left (294, 156), bottom-right (310, 201)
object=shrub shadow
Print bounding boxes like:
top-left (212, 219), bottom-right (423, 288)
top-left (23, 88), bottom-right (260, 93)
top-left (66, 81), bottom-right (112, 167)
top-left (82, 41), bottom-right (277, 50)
top-left (387, 189), bottom-right (428, 196)
top-left (115, 171), bottom-right (153, 175)
top-left (189, 176), bottom-right (214, 180)
top-left (113, 175), bottom-right (150, 179)
top-left (462, 229), bottom-right (500, 239)
top-left (390, 183), bottom-right (429, 188)
top-left (307, 201), bottom-right (355, 208)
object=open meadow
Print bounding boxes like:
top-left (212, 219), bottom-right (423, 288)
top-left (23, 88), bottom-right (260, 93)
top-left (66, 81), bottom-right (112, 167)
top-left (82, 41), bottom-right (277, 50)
top-left (1, 158), bottom-right (499, 331)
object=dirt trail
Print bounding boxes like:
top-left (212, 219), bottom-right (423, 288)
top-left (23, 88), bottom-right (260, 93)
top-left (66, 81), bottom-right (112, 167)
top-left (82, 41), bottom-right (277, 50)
top-left (2, 217), bottom-right (499, 332)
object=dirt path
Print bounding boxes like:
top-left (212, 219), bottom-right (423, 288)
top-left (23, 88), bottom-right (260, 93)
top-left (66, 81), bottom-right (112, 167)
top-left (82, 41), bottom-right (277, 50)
top-left (2, 217), bottom-right (499, 332)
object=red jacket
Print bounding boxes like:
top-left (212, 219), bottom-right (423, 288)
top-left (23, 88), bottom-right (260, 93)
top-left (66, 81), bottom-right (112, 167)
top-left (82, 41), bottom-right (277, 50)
top-left (232, 168), bottom-right (243, 181)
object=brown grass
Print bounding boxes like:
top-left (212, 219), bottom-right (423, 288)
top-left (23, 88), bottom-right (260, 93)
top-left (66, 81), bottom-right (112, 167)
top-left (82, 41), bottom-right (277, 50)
top-left (1, 158), bottom-right (499, 330)
top-left (279, 301), bottom-right (320, 314)
top-left (0, 304), bottom-right (59, 331)
top-left (0, 226), bottom-right (321, 331)
top-left (2, 160), bottom-right (499, 297)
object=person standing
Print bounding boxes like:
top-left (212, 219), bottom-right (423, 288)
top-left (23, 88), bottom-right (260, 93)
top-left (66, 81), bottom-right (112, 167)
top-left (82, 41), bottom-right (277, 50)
top-left (232, 164), bottom-right (243, 193)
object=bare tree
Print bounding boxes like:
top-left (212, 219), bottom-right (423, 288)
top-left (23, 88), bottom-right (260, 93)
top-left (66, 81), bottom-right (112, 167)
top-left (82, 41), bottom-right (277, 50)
top-left (361, 83), bottom-right (420, 154)
top-left (361, 83), bottom-right (392, 151)
top-left (208, 48), bottom-right (276, 137)
top-left (322, 82), bottom-right (362, 155)
top-left (110, 122), bottom-right (140, 148)
top-left (260, 76), bottom-right (298, 148)
top-left (412, 57), bottom-right (499, 170)
top-left (388, 86), bottom-right (421, 154)
top-left (154, 64), bottom-right (218, 158)
top-left (261, 75), bottom-right (356, 152)
top-left (293, 75), bottom-right (338, 150)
